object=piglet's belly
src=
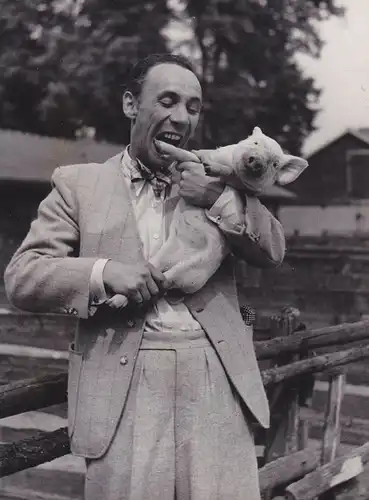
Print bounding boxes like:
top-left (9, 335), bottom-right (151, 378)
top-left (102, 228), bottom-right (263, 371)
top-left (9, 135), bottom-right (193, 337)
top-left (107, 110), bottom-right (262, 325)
top-left (150, 198), bottom-right (229, 293)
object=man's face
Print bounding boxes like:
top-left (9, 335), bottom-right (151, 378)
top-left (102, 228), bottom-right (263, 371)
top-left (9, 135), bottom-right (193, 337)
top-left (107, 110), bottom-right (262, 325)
top-left (123, 62), bottom-right (202, 170)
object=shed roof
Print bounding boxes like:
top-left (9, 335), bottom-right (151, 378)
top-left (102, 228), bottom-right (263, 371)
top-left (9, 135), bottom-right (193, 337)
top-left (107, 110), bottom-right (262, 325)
top-left (0, 129), bottom-right (123, 183)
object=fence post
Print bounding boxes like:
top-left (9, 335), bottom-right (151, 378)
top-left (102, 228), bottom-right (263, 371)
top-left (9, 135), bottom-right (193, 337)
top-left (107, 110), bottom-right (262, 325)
top-left (261, 307), bottom-right (305, 500)
top-left (321, 368), bottom-right (346, 465)
top-left (263, 306), bottom-right (302, 464)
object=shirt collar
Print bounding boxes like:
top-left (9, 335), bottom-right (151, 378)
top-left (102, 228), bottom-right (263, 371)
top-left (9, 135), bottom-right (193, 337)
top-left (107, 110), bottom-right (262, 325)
top-left (121, 145), bottom-right (177, 198)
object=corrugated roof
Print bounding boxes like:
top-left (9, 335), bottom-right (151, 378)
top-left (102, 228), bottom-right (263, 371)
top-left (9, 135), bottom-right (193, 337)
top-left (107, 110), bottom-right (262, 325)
top-left (0, 129), bottom-right (124, 183)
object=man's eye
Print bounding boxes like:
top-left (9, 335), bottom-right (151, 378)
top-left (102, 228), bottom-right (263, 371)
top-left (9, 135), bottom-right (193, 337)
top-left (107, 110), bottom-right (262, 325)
top-left (160, 98), bottom-right (173, 107)
top-left (188, 106), bottom-right (200, 115)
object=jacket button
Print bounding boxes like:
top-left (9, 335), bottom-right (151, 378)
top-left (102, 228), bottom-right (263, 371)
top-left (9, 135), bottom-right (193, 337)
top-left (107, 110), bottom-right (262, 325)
top-left (120, 355), bottom-right (128, 366)
top-left (127, 319), bottom-right (136, 328)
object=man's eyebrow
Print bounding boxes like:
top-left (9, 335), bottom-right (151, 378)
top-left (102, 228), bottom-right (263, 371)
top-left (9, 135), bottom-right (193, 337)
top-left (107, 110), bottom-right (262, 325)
top-left (157, 90), bottom-right (177, 99)
top-left (158, 90), bottom-right (202, 103)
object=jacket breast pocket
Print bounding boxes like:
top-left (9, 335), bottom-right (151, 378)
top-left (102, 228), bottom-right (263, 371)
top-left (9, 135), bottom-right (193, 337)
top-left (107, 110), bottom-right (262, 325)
top-left (67, 341), bottom-right (83, 437)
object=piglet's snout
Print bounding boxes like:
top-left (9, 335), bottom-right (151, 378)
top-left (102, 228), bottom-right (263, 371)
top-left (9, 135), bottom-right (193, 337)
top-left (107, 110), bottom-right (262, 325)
top-left (243, 154), bottom-right (266, 177)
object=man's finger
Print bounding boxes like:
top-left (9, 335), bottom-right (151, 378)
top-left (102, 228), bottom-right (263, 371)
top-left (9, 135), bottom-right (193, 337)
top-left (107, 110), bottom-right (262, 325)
top-left (148, 264), bottom-right (172, 290)
top-left (155, 140), bottom-right (201, 163)
top-left (107, 294), bottom-right (129, 309)
top-left (146, 274), bottom-right (160, 297)
top-left (129, 289), bottom-right (144, 305)
top-left (138, 283), bottom-right (151, 303)
top-left (190, 149), bottom-right (213, 164)
top-left (176, 161), bottom-right (197, 173)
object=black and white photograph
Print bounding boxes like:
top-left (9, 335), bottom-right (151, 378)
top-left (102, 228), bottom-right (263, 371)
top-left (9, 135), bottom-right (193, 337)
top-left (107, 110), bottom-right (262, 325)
top-left (1, 1), bottom-right (369, 499)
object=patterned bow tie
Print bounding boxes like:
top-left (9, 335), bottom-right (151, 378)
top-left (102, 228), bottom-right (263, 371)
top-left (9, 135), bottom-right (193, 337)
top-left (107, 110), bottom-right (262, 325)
top-left (129, 158), bottom-right (173, 197)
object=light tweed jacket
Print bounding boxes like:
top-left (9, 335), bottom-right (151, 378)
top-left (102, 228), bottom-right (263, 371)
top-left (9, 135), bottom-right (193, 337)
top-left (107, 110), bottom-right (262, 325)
top-left (4, 152), bottom-right (285, 459)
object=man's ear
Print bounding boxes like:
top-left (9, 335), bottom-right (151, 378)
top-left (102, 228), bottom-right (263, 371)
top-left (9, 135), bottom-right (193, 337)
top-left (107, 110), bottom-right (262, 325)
top-left (276, 155), bottom-right (308, 185)
top-left (122, 91), bottom-right (138, 120)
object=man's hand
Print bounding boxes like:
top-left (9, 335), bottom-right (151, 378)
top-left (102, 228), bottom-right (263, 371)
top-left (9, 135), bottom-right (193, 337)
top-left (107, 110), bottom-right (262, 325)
top-left (177, 161), bottom-right (225, 209)
top-left (103, 261), bottom-right (169, 306)
top-left (153, 140), bottom-right (225, 209)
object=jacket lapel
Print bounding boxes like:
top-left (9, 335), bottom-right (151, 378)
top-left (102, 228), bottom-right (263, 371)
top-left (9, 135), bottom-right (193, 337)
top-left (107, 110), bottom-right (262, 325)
top-left (81, 152), bottom-right (144, 263)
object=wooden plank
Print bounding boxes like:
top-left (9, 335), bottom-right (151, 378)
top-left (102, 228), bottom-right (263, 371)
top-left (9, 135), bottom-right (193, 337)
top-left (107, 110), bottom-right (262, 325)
top-left (259, 449), bottom-right (319, 493)
top-left (332, 463), bottom-right (369, 500)
top-left (285, 442), bottom-right (369, 500)
top-left (0, 374), bottom-right (67, 419)
top-left (0, 427), bottom-right (70, 477)
top-left (281, 309), bottom-right (303, 455)
top-left (255, 319), bottom-right (369, 360)
top-left (261, 344), bottom-right (369, 387)
top-left (0, 311), bottom-right (76, 351)
top-left (321, 372), bottom-right (346, 464)
top-left (0, 343), bottom-right (68, 360)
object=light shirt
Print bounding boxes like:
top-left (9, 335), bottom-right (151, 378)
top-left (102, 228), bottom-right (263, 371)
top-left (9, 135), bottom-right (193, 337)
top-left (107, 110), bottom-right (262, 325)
top-left (90, 147), bottom-right (203, 332)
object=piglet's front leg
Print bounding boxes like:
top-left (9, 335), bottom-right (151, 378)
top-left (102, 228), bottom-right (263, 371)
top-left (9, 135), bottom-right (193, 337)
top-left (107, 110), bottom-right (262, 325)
top-left (191, 145), bottom-right (238, 184)
top-left (203, 162), bottom-right (233, 179)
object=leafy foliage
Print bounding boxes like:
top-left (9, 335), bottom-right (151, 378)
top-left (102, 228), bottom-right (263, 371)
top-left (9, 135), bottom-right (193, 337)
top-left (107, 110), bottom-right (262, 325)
top-left (0, 0), bottom-right (344, 152)
top-left (173, 0), bottom-right (344, 152)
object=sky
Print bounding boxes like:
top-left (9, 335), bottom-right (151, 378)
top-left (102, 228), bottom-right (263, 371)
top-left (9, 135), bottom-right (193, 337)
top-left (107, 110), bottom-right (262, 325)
top-left (167, 0), bottom-right (369, 157)
top-left (299, 0), bottom-right (369, 156)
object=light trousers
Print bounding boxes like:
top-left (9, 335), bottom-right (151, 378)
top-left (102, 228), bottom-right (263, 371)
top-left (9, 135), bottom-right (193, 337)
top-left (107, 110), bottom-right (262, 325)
top-left (84, 329), bottom-right (261, 500)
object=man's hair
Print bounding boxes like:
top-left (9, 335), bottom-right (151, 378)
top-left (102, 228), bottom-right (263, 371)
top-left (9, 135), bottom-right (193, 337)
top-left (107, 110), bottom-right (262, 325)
top-left (124, 53), bottom-right (198, 98)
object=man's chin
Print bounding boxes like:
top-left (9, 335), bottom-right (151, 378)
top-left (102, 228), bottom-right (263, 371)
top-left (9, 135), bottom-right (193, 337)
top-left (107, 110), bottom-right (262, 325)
top-left (149, 148), bottom-right (172, 170)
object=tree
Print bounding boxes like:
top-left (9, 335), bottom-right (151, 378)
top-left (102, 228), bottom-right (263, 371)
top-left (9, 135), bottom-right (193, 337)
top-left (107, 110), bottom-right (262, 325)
top-left (0, 0), bottom-right (344, 152)
top-left (0, 0), bottom-right (170, 142)
top-left (56, 0), bottom-right (170, 143)
top-left (169, 0), bottom-right (344, 153)
top-left (0, 1), bottom-right (76, 136)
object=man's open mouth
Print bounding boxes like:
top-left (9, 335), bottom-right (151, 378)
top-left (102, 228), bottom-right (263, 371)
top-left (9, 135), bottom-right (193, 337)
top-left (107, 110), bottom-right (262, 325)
top-left (155, 132), bottom-right (183, 147)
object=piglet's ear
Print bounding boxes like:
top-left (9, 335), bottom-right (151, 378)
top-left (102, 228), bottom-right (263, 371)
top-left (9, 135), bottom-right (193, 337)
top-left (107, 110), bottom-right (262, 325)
top-left (252, 126), bottom-right (263, 137)
top-left (276, 155), bottom-right (308, 185)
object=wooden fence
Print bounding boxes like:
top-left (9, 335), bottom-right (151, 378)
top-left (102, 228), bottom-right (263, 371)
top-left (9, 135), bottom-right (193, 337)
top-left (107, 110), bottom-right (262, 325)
top-left (2, 307), bottom-right (369, 499)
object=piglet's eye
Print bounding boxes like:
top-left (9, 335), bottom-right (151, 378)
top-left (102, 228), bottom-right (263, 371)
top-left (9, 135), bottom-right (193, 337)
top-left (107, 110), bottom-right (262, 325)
top-left (254, 141), bottom-right (258, 145)
top-left (273, 162), bottom-right (278, 168)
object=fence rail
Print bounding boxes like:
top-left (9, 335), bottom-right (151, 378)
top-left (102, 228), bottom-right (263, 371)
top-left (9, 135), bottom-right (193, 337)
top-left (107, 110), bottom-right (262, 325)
top-left (2, 308), bottom-right (369, 499)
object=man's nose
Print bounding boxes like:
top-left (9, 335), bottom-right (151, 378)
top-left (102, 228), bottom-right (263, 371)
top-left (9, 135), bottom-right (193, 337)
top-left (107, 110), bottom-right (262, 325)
top-left (170, 105), bottom-right (189, 126)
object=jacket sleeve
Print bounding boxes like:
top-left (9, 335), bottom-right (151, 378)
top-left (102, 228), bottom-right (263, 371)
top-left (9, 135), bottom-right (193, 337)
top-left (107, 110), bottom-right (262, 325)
top-left (206, 186), bottom-right (286, 268)
top-left (4, 166), bottom-right (98, 319)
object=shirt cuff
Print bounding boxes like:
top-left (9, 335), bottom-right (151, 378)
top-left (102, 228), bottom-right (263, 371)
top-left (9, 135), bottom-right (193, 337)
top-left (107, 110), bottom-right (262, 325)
top-left (89, 258), bottom-right (110, 312)
top-left (205, 185), bottom-right (246, 235)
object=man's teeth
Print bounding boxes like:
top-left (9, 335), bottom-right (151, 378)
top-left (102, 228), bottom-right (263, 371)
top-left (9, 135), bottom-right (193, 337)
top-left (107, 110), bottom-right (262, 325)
top-left (157, 133), bottom-right (182, 145)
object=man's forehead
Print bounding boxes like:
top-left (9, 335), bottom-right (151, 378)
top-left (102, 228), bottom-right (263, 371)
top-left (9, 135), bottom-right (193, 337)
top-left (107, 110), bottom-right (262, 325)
top-left (144, 63), bottom-right (202, 98)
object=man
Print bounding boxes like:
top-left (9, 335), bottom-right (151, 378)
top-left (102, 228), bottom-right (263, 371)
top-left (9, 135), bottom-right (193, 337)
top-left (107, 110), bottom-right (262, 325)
top-left (4, 53), bottom-right (285, 500)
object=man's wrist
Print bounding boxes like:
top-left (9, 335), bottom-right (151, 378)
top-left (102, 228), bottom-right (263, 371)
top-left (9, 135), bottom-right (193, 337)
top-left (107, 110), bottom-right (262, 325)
top-left (205, 182), bottom-right (226, 209)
